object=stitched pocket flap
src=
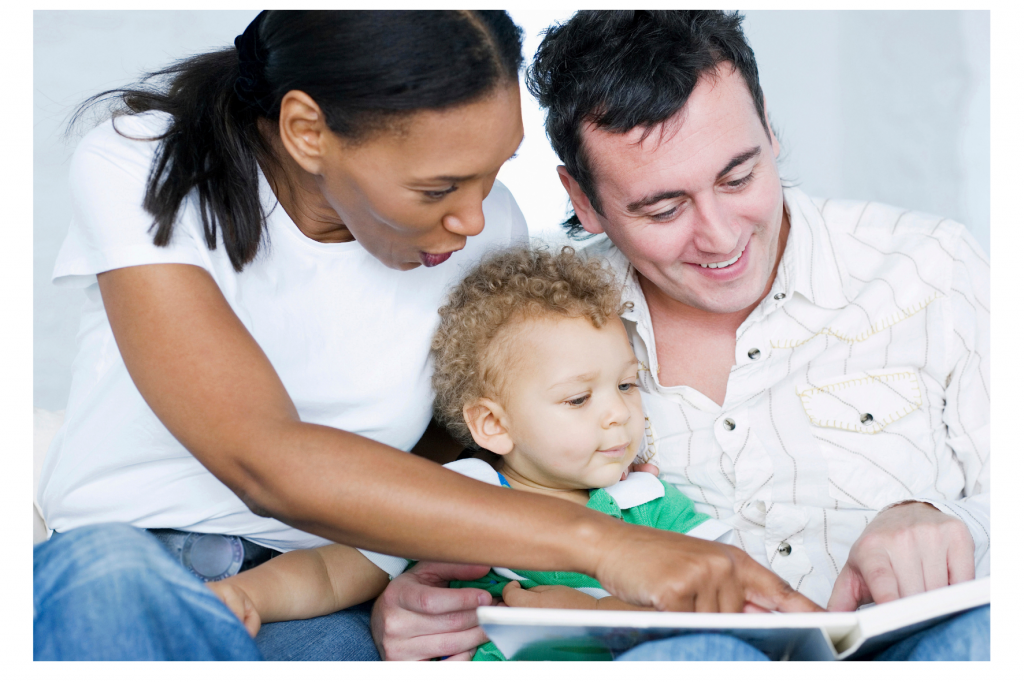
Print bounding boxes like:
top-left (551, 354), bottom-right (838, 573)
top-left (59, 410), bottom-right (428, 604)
top-left (796, 368), bottom-right (922, 435)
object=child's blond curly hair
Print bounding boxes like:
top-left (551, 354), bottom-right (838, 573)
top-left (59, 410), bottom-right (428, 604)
top-left (432, 245), bottom-right (629, 447)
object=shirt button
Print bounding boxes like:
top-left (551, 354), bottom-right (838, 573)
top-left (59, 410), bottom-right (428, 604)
top-left (774, 292), bottom-right (786, 300)
top-left (860, 413), bottom-right (874, 424)
top-left (747, 348), bottom-right (761, 360)
top-left (778, 542), bottom-right (792, 556)
top-left (723, 418), bottom-right (736, 431)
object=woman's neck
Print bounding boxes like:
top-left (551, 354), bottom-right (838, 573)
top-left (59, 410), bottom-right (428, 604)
top-left (258, 119), bottom-right (355, 244)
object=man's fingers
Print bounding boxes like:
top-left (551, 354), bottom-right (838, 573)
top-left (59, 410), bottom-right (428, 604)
top-left (441, 649), bottom-right (476, 661)
top-left (396, 581), bottom-right (491, 616)
top-left (921, 553), bottom-right (951, 593)
top-left (890, 551), bottom-right (926, 598)
top-left (947, 537), bottom-right (976, 586)
top-left (861, 556), bottom-right (900, 605)
top-left (413, 626), bottom-right (489, 661)
top-left (826, 565), bottom-right (862, 612)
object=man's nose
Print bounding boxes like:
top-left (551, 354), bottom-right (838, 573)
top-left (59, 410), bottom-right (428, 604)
top-left (691, 197), bottom-right (741, 256)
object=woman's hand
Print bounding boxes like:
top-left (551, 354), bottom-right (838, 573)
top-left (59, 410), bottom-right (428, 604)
top-left (207, 580), bottom-right (262, 637)
top-left (591, 527), bottom-right (822, 614)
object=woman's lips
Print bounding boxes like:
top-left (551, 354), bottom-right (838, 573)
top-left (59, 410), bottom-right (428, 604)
top-left (419, 251), bottom-right (454, 268)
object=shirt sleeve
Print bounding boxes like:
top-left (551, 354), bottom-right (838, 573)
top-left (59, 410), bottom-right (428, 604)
top-left (904, 226), bottom-right (990, 577)
top-left (52, 114), bottom-right (210, 289)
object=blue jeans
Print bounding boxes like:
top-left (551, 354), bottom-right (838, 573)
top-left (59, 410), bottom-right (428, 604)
top-left (617, 605), bottom-right (990, 661)
top-left (33, 523), bottom-right (380, 661)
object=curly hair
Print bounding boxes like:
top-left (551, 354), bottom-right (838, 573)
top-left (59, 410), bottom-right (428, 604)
top-left (432, 246), bottom-right (629, 447)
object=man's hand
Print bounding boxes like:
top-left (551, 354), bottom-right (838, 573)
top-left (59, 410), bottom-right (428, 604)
top-left (827, 502), bottom-right (975, 611)
top-left (594, 528), bottom-right (822, 614)
top-left (370, 562), bottom-right (495, 661)
top-left (207, 580), bottom-right (262, 637)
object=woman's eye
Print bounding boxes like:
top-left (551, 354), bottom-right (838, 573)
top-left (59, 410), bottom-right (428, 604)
top-left (566, 395), bottom-right (589, 407)
top-left (423, 186), bottom-right (458, 201)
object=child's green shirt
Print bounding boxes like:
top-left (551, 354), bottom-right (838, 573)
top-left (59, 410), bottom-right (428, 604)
top-left (450, 465), bottom-right (713, 661)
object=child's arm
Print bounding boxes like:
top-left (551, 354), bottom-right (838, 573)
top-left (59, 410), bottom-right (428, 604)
top-left (501, 582), bottom-right (655, 612)
top-left (208, 543), bottom-right (390, 636)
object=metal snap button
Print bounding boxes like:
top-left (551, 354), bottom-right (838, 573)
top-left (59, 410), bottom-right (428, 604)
top-left (723, 418), bottom-right (736, 431)
top-left (860, 413), bottom-right (874, 424)
top-left (747, 348), bottom-right (761, 360)
top-left (778, 542), bottom-right (792, 557)
top-left (774, 292), bottom-right (786, 300)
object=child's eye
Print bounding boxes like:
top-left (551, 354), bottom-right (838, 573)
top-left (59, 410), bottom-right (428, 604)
top-left (565, 394), bottom-right (589, 407)
top-left (618, 381), bottom-right (638, 392)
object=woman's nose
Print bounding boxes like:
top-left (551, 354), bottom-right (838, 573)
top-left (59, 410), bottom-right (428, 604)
top-left (442, 199), bottom-right (486, 238)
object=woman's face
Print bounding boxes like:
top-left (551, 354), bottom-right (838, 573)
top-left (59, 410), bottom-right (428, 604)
top-left (311, 85), bottom-right (524, 270)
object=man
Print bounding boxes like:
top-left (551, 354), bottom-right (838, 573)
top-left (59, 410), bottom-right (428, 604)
top-left (372, 10), bottom-right (989, 660)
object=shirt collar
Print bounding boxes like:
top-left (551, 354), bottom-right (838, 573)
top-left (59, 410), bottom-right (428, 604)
top-left (778, 186), bottom-right (858, 309)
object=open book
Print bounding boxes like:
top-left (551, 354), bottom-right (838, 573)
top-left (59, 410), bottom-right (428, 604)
top-left (478, 576), bottom-right (989, 661)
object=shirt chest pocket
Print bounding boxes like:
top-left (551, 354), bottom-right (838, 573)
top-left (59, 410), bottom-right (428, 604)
top-left (796, 368), bottom-right (923, 434)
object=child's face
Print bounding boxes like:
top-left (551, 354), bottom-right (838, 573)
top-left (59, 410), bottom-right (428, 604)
top-left (494, 314), bottom-right (645, 491)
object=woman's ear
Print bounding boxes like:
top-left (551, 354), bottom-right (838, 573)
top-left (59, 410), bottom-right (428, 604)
top-left (463, 398), bottom-right (514, 456)
top-left (277, 90), bottom-right (329, 175)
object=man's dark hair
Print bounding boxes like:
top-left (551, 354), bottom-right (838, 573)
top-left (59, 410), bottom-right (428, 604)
top-left (526, 10), bottom-right (767, 237)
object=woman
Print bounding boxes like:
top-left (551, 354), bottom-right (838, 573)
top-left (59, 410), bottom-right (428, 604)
top-left (34, 10), bottom-right (811, 661)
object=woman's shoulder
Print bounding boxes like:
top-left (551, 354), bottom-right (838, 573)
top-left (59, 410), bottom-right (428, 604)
top-left (71, 112), bottom-right (173, 178)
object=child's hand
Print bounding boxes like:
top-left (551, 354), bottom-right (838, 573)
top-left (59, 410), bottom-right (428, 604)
top-left (207, 579), bottom-right (262, 637)
top-left (501, 581), bottom-right (600, 610)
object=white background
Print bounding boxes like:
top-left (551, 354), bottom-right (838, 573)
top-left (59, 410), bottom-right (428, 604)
top-left (34, 10), bottom-right (989, 411)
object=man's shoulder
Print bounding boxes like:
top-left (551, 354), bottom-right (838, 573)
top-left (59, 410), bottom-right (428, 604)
top-left (810, 196), bottom-right (973, 255)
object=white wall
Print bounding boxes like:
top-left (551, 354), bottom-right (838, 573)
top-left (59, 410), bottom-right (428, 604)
top-left (34, 10), bottom-right (989, 410)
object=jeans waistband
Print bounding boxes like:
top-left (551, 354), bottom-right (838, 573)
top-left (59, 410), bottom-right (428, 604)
top-left (147, 528), bottom-right (281, 583)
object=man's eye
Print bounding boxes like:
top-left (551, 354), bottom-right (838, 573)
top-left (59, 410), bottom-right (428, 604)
top-left (423, 186), bottom-right (458, 200)
top-left (725, 173), bottom-right (753, 188)
top-left (650, 207), bottom-right (678, 222)
top-left (566, 395), bottom-right (589, 407)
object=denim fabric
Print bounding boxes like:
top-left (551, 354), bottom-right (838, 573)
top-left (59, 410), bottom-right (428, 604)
top-left (871, 605), bottom-right (990, 661)
top-left (33, 523), bottom-right (379, 661)
top-left (34, 524), bottom-right (261, 660)
top-left (616, 605), bottom-right (990, 661)
top-left (617, 633), bottom-right (771, 661)
top-left (255, 600), bottom-right (379, 661)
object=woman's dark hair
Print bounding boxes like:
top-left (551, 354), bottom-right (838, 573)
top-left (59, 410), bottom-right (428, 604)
top-left (525, 10), bottom-right (767, 238)
top-left (73, 10), bottom-right (524, 271)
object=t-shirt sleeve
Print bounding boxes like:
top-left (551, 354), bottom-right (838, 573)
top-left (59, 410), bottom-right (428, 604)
top-left (52, 114), bottom-right (210, 289)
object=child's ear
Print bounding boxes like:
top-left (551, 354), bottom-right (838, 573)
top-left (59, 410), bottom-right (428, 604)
top-left (463, 398), bottom-right (514, 456)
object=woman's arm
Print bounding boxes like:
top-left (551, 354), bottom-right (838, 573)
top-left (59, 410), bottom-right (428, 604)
top-left (208, 544), bottom-right (389, 636)
top-left (98, 263), bottom-right (818, 615)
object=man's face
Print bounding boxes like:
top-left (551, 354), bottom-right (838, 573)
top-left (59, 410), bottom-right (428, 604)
top-left (563, 65), bottom-right (786, 315)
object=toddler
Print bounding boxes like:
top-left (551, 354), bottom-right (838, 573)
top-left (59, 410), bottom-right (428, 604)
top-left (209, 246), bottom-right (727, 660)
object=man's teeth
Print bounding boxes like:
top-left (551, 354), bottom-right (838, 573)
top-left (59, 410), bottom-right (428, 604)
top-left (700, 251), bottom-right (742, 269)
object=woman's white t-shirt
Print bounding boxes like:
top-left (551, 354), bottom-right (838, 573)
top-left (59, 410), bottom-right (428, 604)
top-left (39, 112), bottom-right (528, 551)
